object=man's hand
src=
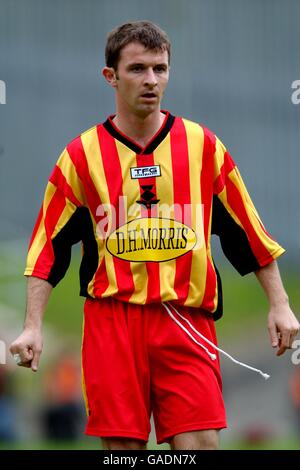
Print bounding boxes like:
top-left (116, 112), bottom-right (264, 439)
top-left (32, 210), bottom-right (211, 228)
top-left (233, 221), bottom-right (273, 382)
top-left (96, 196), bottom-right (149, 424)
top-left (10, 277), bottom-right (51, 372)
top-left (268, 302), bottom-right (300, 356)
top-left (10, 328), bottom-right (43, 372)
top-left (255, 261), bottom-right (300, 356)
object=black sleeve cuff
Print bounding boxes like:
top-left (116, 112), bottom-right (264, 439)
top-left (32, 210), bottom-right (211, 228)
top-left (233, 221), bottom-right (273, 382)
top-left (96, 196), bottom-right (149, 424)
top-left (211, 196), bottom-right (260, 275)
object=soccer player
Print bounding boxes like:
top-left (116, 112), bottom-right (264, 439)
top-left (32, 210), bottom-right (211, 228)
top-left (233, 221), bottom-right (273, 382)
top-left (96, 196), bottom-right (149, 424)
top-left (10, 21), bottom-right (299, 450)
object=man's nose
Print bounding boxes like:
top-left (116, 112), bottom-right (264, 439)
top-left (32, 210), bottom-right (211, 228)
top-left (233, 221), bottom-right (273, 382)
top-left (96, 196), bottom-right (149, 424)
top-left (144, 68), bottom-right (157, 87)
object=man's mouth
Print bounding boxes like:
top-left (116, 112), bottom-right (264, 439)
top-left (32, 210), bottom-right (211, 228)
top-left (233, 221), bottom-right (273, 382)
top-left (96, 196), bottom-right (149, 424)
top-left (141, 92), bottom-right (157, 99)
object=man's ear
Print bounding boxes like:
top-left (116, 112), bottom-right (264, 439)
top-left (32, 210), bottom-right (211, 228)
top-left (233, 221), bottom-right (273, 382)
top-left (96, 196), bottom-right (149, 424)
top-left (102, 67), bottom-right (118, 88)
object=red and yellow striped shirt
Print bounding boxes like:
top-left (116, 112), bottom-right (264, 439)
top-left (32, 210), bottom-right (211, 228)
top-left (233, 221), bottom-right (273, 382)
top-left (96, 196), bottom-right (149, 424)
top-left (24, 111), bottom-right (285, 318)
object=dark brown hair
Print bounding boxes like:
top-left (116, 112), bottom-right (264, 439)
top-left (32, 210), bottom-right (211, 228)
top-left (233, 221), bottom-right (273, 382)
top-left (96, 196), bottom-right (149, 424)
top-left (105, 21), bottom-right (171, 70)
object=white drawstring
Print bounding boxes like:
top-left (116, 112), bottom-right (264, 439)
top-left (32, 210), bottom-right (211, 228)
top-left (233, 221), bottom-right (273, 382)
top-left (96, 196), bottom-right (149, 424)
top-left (163, 302), bottom-right (217, 361)
top-left (162, 302), bottom-right (270, 380)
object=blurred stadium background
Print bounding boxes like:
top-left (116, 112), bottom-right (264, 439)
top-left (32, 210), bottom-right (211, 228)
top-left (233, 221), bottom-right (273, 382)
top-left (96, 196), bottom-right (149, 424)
top-left (0, 0), bottom-right (300, 450)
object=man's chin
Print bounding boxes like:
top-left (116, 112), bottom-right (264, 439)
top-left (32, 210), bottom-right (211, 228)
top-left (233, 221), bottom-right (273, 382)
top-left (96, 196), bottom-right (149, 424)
top-left (135, 103), bottom-right (160, 118)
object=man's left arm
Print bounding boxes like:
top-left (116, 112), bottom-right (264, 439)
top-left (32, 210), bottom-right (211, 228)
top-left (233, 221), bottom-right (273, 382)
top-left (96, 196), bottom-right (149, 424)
top-left (211, 134), bottom-right (299, 350)
top-left (255, 260), bottom-right (300, 356)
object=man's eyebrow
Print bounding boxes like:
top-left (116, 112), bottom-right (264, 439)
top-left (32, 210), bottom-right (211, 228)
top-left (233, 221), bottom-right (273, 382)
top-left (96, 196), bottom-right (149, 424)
top-left (127, 62), bottom-right (168, 68)
top-left (127, 62), bottom-right (145, 68)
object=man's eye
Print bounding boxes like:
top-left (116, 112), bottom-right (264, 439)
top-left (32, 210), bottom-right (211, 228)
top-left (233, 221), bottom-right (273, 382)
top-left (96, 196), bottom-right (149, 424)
top-left (131, 66), bottom-right (143, 72)
top-left (154, 66), bottom-right (167, 73)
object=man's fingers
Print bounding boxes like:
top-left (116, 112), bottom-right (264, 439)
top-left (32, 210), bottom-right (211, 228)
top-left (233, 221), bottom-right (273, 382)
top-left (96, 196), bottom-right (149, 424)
top-left (268, 323), bottom-right (279, 348)
top-left (18, 361), bottom-right (32, 368)
top-left (18, 347), bottom-right (33, 363)
top-left (10, 344), bottom-right (34, 367)
top-left (10, 333), bottom-right (43, 372)
top-left (290, 328), bottom-right (300, 347)
top-left (282, 331), bottom-right (291, 348)
top-left (277, 345), bottom-right (288, 356)
top-left (9, 342), bottom-right (19, 356)
top-left (276, 331), bottom-right (291, 356)
top-left (31, 349), bottom-right (41, 372)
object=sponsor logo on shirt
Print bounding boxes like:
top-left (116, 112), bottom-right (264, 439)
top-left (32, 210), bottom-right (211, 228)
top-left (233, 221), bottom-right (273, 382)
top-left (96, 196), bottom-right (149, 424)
top-left (106, 217), bottom-right (197, 262)
top-left (130, 165), bottom-right (161, 179)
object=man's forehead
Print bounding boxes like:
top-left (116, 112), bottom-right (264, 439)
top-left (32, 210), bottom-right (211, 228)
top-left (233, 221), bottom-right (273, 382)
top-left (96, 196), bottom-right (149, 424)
top-left (119, 42), bottom-right (168, 65)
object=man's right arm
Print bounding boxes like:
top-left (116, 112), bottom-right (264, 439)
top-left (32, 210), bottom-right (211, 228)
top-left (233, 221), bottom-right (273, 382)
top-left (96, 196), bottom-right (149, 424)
top-left (10, 277), bottom-right (52, 372)
top-left (10, 145), bottom-right (86, 372)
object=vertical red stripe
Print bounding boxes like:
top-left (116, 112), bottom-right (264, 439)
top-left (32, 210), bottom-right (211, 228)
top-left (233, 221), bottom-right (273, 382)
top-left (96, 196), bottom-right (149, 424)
top-left (97, 126), bottom-right (135, 302)
top-left (67, 138), bottom-right (102, 216)
top-left (49, 165), bottom-right (82, 207)
top-left (169, 118), bottom-right (193, 304)
top-left (67, 135), bottom-right (109, 296)
top-left (200, 127), bottom-right (217, 311)
top-left (136, 153), bottom-right (161, 303)
top-left (213, 151), bottom-right (236, 195)
top-left (31, 189), bottom-right (66, 277)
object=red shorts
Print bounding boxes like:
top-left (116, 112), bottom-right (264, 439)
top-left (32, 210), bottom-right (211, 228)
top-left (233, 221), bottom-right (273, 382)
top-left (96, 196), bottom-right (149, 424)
top-left (82, 297), bottom-right (226, 444)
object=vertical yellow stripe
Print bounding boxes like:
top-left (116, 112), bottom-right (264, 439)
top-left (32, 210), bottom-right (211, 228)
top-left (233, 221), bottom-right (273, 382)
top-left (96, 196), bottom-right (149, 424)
top-left (51, 201), bottom-right (77, 239)
top-left (183, 120), bottom-right (207, 307)
top-left (153, 134), bottom-right (177, 301)
top-left (81, 129), bottom-right (117, 297)
top-left (115, 140), bottom-right (149, 304)
top-left (56, 148), bottom-right (85, 205)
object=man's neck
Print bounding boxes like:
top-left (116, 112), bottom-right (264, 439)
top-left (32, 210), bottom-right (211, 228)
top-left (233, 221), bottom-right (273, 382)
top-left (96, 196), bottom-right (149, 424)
top-left (112, 110), bottom-right (166, 148)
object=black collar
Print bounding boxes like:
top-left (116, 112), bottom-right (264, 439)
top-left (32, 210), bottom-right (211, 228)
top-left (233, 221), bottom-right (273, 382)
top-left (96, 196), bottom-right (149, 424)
top-left (102, 111), bottom-right (175, 155)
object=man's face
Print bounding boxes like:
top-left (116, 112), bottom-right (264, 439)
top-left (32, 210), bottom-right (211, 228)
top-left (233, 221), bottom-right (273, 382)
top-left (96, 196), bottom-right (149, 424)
top-left (110, 42), bottom-right (170, 118)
